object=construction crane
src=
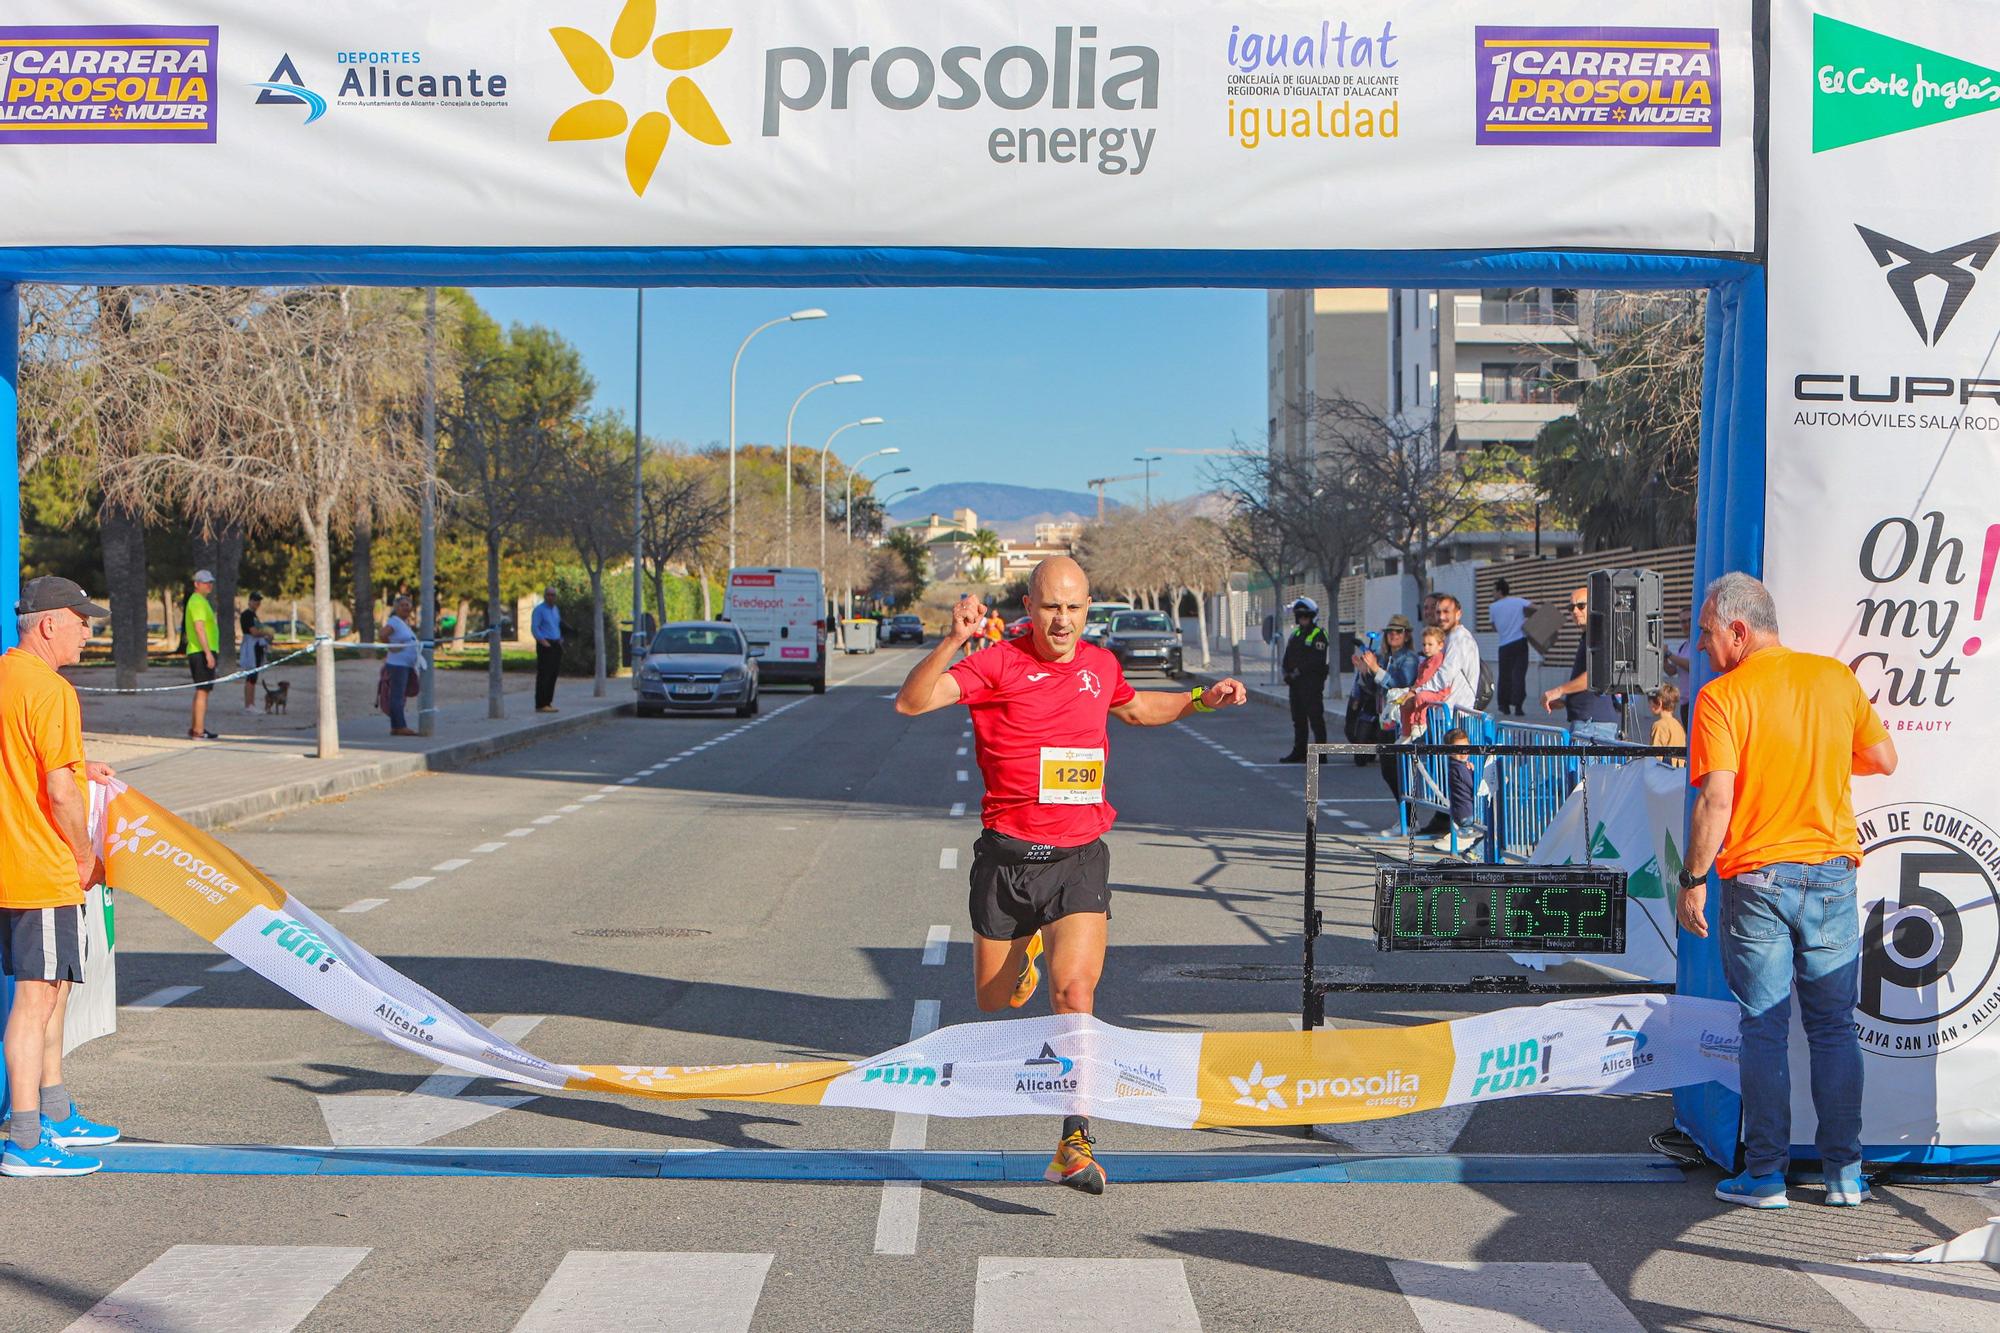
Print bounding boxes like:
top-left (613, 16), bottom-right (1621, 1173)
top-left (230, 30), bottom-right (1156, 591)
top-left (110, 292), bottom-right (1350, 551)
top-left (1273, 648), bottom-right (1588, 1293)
top-left (1083, 472), bottom-right (1149, 520)
top-left (1085, 450), bottom-right (1255, 519)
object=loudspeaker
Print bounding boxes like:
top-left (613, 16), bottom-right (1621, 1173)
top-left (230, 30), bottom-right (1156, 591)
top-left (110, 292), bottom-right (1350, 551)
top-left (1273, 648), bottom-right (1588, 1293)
top-left (1587, 568), bottom-right (1664, 693)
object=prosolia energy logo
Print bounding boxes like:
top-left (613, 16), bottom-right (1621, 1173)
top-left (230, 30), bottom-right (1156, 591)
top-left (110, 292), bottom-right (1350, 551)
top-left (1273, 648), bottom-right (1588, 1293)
top-left (1853, 802), bottom-right (2000, 1057)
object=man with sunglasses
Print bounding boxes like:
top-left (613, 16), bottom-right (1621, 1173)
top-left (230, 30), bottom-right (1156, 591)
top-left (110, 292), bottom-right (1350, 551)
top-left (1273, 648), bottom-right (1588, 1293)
top-left (1541, 585), bottom-right (1624, 742)
top-left (2, 577), bottom-right (121, 1177)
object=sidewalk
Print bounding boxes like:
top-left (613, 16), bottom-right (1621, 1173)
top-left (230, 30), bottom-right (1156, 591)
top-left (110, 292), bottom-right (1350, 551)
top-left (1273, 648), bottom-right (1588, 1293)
top-left (63, 654), bottom-right (629, 830)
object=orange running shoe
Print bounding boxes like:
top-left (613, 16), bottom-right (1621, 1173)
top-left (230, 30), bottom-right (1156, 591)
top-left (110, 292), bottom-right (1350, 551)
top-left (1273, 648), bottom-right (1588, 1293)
top-left (1045, 1123), bottom-right (1107, 1194)
top-left (1009, 931), bottom-right (1045, 1009)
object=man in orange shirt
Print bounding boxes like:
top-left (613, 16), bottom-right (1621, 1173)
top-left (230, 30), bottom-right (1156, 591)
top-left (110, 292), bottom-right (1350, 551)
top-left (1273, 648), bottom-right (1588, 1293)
top-left (2, 576), bottom-right (121, 1178)
top-left (1677, 572), bottom-right (1896, 1211)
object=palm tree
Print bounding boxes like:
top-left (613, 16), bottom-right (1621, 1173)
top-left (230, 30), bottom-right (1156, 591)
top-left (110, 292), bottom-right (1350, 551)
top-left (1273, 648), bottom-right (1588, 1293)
top-left (966, 528), bottom-right (1004, 592)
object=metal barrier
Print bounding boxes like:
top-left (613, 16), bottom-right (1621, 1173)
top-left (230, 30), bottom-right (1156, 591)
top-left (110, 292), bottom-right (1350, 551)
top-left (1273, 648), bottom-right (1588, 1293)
top-left (1391, 707), bottom-right (1658, 859)
top-left (1300, 738), bottom-right (1685, 1027)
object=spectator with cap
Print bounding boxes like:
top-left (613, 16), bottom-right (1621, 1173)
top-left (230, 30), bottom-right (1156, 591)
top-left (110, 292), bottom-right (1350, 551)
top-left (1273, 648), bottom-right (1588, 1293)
top-left (1541, 585), bottom-right (1625, 742)
top-left (531, 586), bottom-right (563, 714)
top-left (183, 568), bottom-right (220, 740)
top-left (2, 576), bottom-right (121, 1178)
top-left (1279, 595), bottom-right (1330, 763)
top-left (1355, 613), bottom-right (1422, 816)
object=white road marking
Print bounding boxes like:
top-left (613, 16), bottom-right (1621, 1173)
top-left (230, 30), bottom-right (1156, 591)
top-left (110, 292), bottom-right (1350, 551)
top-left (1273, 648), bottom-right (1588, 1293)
top-left (123, 986), bottom-right (200, 1011)
top-left (939, 848), bottom-right (959, 871)
top-left (432, 858), bottom-right (472, 871)
top-left (339, 898), bottom-right (388, 914)
top-left (874, 999), bottom-right (943, 1256)
top-left (956, 746), bottom-right (967, 756)
top-left (387, 876), bottom-right (434, 892)
top-left (617, 777), bottom-right (640, 785)
top-left (559, 804), bottom-right (584, 813)
top-left (961, 729), bottom-right (971, 738)
top-left (956, 770), bottom-right (969, 782)
top-left (531, 815), bottom-right (561, 825)
top-left (1799, 1261), bottom-right (2000, 1333)
top-left (470, 842), bottom-right (507, 854)
top-left (206, 958), bottom-right (247, 974)
top-left (974, 1259), bottom-right (1201, 1332)
top-left (1390, 1261), bottom-right (1644, 1333)
top-left (512, 1252), bottom-right (774, 1333)
top-left (598, 784), bottom-right (626, 792)
top-left (922, 925), bottom-right (950, 965)
top-left (65, 1244), bottom-right (369, 1333)
top-left (1342, 820), bottom-right (1369, 830)
top-left (579, 794), bottom-right (605, 802)
top-left (949, 802), bottom-right (966, 818)
top-left (505, 827), bottom-right (536, 837)
top-left (318, 1016), bottom-right (545, 1147)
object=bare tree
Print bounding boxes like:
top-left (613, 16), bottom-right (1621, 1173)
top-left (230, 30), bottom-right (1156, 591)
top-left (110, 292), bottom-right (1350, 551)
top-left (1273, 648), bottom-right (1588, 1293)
top-left (1159, 504), bottom-right (1231, 669)
top-left (639, 449), bottom-right (727, 623)
top-left (106, 287), bottom-right (428, 757)
top-left (548, 414), bottom-right (632, 696)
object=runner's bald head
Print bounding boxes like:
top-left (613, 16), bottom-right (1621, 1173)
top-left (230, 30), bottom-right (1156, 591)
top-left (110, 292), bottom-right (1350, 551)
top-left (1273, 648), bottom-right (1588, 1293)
top-left (1027, 556), bottom-right (1089, 608)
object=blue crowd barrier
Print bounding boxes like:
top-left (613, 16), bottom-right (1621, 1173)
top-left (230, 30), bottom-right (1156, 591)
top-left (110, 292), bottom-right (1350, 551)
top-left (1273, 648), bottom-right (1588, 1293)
top-left (1391, 707), bottom-right (1647, 859)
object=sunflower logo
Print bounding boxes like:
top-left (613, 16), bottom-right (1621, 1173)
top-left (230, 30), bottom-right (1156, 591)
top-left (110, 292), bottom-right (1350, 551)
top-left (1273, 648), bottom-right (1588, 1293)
top-left (548, 0), bottom-right (731, 196)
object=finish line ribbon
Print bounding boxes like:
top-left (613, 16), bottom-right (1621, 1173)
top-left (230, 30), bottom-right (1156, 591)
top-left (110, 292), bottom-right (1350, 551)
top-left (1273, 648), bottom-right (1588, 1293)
top-left (95, 785), bottom-right (1741, 1129)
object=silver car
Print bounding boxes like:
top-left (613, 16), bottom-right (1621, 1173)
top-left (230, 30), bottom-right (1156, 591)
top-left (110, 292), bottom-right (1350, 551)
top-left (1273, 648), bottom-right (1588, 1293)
top-left (633, 622), bottom-right (762, 718)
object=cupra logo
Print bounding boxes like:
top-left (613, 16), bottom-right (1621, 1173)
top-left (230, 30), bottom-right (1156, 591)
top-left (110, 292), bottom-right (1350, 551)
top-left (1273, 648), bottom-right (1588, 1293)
top-left (1229, 1061), bottom-right (1287, 1112)
top-left (1857, 225), bottom-right (2000, 347)
top-left (548, 0), bottom-right (732, 196)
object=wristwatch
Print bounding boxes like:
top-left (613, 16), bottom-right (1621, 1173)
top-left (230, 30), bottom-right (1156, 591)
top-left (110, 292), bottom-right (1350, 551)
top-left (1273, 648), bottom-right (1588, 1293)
top-left (1677, 866), bottom-right (1701, 891)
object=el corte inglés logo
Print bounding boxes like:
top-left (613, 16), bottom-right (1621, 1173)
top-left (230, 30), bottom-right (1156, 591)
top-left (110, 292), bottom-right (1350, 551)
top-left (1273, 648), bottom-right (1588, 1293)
top-left (1814, 14), bottom-right (2000, 152)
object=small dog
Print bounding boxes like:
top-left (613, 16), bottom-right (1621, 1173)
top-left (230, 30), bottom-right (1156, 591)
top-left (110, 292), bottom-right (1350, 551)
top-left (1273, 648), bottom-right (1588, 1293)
top-left (262, 679), bottom-right (290, 714)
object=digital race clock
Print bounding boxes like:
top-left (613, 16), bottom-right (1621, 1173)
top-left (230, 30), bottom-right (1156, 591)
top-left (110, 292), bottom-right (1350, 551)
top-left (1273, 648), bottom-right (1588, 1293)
top-left (1373, 866), bottom-right (1628, 953)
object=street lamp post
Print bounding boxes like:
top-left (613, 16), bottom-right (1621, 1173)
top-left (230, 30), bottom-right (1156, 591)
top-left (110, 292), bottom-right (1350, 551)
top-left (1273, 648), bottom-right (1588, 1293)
top-left (1135, 453), bottom-right (1164, 510)
top-left (846, 461), bottom-right (909, 620)
top-left (417, 287), bottom-right (439, 736)
top-left (842, 451), bottom-right (904, 620)
top-left (729, 307), bottom-right (826, 570)
top-left (817, 417), bottom-right (885, 577)
top-left (632, 290), bottom-right (646, 671)
top-left (785, 373), bottom-right (861, 565)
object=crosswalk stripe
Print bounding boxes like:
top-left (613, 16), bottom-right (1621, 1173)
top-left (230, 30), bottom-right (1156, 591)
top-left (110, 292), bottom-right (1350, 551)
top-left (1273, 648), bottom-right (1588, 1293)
top-left (122, 986), bottom-right (199, 1011)
top-left (1799, 1260), bottom-right (2000, 1332)
top-left (66, 1244), bottom-right (368, 1333)
top-left (922, 924), bottom-right (950, 965)
top-left (974, 1258), bottom-right (1201, 1332)
top-left (511, 1252), bottom-right (773, 1333)
top-left (1389, 1261), bottom-right (1644, 1332)
top-left (874, 1000), bottom-right (942, 1256)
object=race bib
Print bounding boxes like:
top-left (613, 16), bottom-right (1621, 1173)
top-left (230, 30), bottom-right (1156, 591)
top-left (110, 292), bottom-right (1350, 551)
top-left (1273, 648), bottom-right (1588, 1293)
top-left (1039, 747), bottom-right (1105, 805)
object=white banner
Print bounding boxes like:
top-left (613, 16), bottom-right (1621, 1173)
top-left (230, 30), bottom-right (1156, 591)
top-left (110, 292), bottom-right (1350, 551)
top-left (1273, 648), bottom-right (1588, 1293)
top-left (1520, 758), bottom-right (1686, 983)
top-left (1765, 0), bottom-right (2000, 1148)
top-left (0, 0), bottom-right (1753, 253)
top-left (91, 783), bottom-right (1741, 1129)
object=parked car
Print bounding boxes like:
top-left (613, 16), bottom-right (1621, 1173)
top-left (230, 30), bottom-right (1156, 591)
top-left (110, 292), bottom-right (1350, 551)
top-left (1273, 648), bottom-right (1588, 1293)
top-left (1081, 601), bottom-right (1133, 644)
top-left (260, 618), bottom-right (316, 641)
top-left (1004, 616), bottom-right (1032, 641)
top-left (884, 613), bottom-right (925, 644)
top-left (633, 621), bottom-right (762, 717)
top-left (1102, 609), bottom-right (1184, 678)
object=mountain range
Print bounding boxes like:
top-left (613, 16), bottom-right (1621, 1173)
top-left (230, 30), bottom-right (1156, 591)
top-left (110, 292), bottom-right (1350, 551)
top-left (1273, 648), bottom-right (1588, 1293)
top-left (885, 483), bottom-right (1111, 540)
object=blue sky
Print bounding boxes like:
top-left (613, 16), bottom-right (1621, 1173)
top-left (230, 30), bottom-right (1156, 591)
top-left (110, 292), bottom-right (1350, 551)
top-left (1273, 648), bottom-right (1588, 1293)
top-left (465, 286), bottom-right (1264, 509)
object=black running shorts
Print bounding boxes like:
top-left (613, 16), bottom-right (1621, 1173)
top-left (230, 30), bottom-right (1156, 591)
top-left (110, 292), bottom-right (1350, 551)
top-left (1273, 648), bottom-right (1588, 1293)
top-left (968, 829), bottom-right (1111, 941)
top-left (187, 652), bottom-right (217, 691)
top-left (1, 904), bottom-right (88, 983)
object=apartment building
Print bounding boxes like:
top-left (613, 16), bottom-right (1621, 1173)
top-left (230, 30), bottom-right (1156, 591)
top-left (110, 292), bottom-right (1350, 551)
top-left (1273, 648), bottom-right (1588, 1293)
top-left (1265, 288), bottom-right (1390, 460)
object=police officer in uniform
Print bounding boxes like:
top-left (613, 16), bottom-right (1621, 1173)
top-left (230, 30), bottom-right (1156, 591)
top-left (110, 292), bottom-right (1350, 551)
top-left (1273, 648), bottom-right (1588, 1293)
top-left (1279, 596), bottom-right (1330, 762)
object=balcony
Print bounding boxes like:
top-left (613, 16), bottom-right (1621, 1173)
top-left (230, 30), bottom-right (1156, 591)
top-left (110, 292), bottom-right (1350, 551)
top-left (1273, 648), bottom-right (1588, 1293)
top-left (1451, 294), bottom-right (1580, 346)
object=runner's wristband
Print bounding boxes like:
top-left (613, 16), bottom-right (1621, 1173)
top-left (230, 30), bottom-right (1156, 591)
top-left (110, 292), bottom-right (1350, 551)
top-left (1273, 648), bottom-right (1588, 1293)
top-left (1191, 685), bottom-right (1214, 714)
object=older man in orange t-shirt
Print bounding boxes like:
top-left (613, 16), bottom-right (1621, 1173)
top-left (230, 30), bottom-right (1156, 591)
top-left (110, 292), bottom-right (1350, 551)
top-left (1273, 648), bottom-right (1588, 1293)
top-left (1, 576), bottom-right (121, 1178)
top-left (1678, 572), bottom-right (1896, 1212)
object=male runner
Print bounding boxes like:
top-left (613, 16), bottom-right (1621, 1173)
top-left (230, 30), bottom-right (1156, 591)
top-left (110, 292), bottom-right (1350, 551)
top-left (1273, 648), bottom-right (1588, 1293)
top-left (895, 556), bottom-right (1247, 1193)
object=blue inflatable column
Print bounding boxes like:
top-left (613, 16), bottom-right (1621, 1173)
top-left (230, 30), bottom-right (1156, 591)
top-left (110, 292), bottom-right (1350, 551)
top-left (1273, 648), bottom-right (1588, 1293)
top-left (1, 281), bottom-right (17, 652)
top-left (1673, 269), bottom-right (1768, 1167)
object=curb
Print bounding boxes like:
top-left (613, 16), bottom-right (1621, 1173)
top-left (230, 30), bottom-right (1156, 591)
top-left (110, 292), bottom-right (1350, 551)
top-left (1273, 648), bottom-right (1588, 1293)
top-left (174, 701), bottom-right (633, 831)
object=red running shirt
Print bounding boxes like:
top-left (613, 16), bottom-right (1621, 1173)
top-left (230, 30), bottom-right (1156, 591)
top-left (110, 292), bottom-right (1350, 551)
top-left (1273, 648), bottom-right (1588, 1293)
top-left (948, 638), bottom-right (1136, 846)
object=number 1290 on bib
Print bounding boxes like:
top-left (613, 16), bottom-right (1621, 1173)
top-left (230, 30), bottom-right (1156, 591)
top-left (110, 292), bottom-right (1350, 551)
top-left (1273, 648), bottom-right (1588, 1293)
top-left (1039, 746), bottom-right (1105, 805)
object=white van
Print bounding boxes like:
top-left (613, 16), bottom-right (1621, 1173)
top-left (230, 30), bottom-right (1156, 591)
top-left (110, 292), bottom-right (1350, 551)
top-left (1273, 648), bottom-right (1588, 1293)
top-left (723, 567), bottom-right (829, 693)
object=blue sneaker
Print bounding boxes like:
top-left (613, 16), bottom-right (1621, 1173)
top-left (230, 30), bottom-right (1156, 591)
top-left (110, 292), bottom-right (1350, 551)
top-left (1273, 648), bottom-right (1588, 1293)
top-left (1823, 1164), bottom-right (1871, 1207)
top-left (1715, 1170), bottom-right (1789, 1209)
top-left (0, 1129), bottom-right (102, 1178)
top-left (43, 1104), bottom-right (120, 1148)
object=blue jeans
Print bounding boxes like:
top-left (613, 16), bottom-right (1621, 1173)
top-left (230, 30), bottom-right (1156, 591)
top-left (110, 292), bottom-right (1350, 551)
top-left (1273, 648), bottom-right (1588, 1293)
top-left (385, 665), bottom-right (412, 730)
top-left (1721, 858), bottom-right (1863, 1176)
top-left (1570, 719), bottom-right (1620, 743)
